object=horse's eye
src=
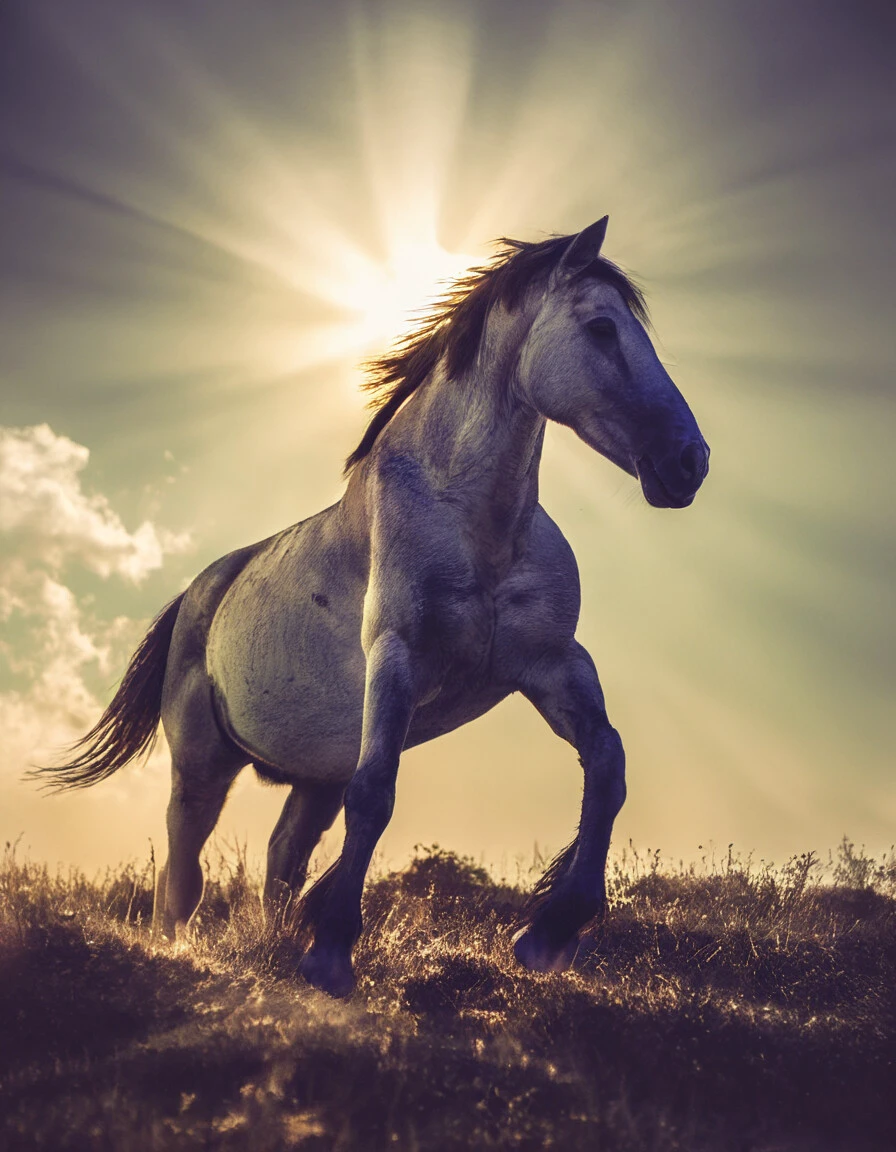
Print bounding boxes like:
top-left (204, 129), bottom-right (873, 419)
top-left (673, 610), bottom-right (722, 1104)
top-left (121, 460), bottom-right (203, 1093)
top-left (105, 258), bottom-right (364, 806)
top-left (587, 317), bottom-right (617, 341)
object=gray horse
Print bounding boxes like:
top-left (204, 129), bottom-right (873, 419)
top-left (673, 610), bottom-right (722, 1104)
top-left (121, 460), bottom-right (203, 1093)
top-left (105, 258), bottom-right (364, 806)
top-left (39, 217), bottom-right (709, 997)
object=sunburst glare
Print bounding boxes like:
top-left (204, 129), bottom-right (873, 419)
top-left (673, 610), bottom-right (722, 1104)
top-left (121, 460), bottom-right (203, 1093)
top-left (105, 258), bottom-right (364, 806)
top-left (339, 237), bottom-right (480, 351)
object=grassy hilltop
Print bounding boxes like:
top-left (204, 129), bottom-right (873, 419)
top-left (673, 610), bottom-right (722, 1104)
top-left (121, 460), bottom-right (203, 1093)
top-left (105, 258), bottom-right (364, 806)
top-left (0, 840), bottom-right (894, 1151)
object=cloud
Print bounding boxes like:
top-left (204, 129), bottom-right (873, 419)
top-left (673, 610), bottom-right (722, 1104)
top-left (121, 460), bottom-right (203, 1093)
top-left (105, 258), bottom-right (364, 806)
top-left (1, 567), bottom-right (111, 760)
top-left (0, 423), bottom-right (189, 582)
top-left (0, 423), bottom-right (190, 774)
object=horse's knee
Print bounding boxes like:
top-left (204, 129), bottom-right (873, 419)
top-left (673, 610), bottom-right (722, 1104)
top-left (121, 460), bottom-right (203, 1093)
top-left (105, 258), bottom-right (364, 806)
top-left (344, 765), bottom-right (396, 836)
top-left (603, 757), bottom-right (627, 821)
top-left (586, 721), bottom-right (626, 817)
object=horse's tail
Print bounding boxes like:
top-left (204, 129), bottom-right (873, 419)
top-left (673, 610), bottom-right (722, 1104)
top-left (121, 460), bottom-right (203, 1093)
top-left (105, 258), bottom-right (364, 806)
top-left (32, 593), bottom-right (186, 792)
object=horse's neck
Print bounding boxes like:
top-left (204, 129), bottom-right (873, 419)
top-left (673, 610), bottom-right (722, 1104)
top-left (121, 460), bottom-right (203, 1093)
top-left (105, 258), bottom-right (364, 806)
top-left (367, 303), bottom-right (545, 575)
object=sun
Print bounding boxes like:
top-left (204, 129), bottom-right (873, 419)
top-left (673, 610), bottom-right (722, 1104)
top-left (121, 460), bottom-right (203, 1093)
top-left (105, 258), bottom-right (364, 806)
top-left (339, 234), bottom-right (479, 353)
top-left (278, 223), bottom-right (480, 380)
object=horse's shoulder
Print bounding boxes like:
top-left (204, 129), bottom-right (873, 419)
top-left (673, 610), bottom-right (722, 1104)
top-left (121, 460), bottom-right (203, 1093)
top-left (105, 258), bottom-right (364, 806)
top-left (491, 506), bottom-right (581, 678)
top-left (364, 450), bottom-right (470, 565)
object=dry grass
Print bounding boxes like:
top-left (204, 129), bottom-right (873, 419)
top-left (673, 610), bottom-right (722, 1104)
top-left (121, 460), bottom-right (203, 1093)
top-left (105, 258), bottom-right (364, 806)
top-left (1, 839), bottom-right (894, 1151)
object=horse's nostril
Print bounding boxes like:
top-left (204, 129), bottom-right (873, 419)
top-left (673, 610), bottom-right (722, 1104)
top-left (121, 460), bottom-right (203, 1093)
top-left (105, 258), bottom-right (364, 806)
top-left (679, 441), bottom-right (705, 480)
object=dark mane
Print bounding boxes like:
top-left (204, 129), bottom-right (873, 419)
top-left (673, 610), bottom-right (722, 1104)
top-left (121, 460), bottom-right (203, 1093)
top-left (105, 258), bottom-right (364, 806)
top-left (344, 232), bottom-right (649, 474)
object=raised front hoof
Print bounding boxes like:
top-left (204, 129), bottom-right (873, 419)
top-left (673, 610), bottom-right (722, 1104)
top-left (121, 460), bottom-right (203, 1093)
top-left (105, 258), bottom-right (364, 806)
top-left (512, 924), bottom-right (579, 974)
top-left (298, 943), bottom-right (356, 999)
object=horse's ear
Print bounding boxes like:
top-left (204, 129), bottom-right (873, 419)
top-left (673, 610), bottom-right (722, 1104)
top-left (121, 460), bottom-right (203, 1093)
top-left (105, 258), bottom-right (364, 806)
top-left (557, 216), bottom-right (609, 277)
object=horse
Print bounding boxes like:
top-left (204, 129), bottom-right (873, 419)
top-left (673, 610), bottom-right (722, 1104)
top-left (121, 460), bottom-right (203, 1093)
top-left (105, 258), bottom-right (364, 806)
top-left (37, 217), bottom-right (709, 997)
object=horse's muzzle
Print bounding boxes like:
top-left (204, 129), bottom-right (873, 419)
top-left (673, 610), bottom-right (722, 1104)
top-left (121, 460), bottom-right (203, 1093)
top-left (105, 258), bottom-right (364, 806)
top-left (636, 439), bottom-right (710, 508)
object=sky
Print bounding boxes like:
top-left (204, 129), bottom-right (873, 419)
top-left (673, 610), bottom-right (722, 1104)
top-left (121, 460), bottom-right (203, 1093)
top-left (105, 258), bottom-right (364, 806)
top-left (1, 0), bottom-right (894, 878)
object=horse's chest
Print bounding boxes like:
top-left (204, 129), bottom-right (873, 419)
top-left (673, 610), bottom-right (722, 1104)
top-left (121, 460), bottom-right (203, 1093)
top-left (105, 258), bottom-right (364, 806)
top-left (424, 558), bottom-right (568, 684)
top-left (404, 585), bottom-right (540, 744)
top-left (426, 584), bottom-right (494, 669)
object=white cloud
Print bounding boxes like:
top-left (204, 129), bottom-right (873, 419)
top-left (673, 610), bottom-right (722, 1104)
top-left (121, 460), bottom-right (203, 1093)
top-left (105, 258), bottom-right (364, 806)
top-left (0, 423), bottom-right (191, 776)
top-left (0, 423), bottom-right (189, 582)
top-left (1, 568), bottom-right (108, 759)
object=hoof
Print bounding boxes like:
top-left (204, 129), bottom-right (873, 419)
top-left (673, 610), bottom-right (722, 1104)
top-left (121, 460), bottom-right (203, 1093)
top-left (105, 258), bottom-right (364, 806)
top-left (512, 924), bottom-right (578, 974)
top-left (151, 921), bottom-right (182, 945)
top-left (298, 943), bottom-right (356, 999)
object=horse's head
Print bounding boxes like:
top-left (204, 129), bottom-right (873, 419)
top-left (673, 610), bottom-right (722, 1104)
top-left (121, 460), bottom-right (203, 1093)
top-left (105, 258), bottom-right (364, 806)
top-left (516, 217), bottom-right (709, 508)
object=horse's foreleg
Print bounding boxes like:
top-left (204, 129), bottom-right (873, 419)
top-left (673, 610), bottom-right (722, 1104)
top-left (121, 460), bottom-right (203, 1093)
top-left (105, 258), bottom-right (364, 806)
top-left (264, 781), bottom-right (344, 923)
top-left (514, 640), bottom-right (626, 973)
top-left (295, 631), bottom-right (415, 997)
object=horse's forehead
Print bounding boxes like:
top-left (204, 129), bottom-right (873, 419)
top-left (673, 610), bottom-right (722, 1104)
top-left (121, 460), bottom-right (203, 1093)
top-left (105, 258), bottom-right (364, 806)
top-left (539, 276), bottom-right (629, 321)
top-left (567, 278), bottom-right (629, 314)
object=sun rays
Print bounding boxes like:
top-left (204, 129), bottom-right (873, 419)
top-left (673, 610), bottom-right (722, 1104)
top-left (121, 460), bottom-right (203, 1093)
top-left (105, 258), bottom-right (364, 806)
top-left (11, 2), bottom-right (656, 391)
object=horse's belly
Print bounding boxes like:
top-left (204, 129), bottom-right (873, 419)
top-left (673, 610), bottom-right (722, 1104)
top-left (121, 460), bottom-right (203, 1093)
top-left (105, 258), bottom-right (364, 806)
top-left (210, 636), bottom-right (367, 780)
top-left (406, 683), bottom-right (510, 749)
top-left (210, 601), bottom-right (507, 779)
top-left (206, 552), bottom-right (367, 781)
top-left (211, 636), bottom-right (506, 778)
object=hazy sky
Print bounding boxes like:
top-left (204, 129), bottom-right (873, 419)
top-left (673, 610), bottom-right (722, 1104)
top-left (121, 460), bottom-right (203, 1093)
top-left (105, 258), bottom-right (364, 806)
top-left (1, 0), bottom-right (893, 877)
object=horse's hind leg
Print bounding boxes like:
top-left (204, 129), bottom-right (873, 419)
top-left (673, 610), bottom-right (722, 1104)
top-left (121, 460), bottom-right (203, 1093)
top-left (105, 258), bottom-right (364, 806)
top-left (153, 662), bottom-right (247, 939)
top-left (264, 781), bottom-right (344, 922)
top-left (154, 751), bottom-right (244, 940)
